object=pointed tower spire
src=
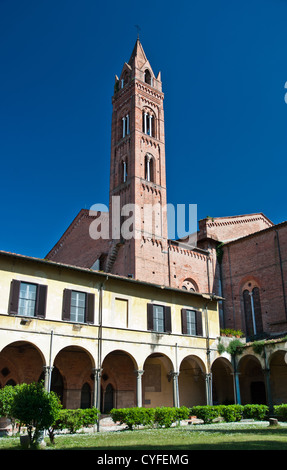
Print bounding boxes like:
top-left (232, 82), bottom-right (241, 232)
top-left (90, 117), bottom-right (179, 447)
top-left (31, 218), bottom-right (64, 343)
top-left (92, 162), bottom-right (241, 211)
top-left (128, 37), bottom-right (148, 69)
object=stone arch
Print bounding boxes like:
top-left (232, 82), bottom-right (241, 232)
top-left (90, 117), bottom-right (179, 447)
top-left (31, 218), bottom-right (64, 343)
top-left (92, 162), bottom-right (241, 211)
top-left (143, 352), bottom-right (174, 407)
top-left (178, 355), bottom-right (206, 407)
top-left (269, 349), bottom-right (287, 405)
top-left (237, 354), bottom-right (266, 404)
top-left (53, 345), bottom-right (95, 409)
top-left (181, 278), bottom-right (199, 292)
top-left (101, 349), bottom-right (138, 411)
top-left (211, 357), bottom-right (234, 405)
top-left (0, 341), bottom-right (45, 386)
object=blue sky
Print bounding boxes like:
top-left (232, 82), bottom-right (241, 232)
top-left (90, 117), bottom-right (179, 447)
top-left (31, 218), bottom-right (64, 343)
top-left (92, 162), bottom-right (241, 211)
top-left (1, 0), bottom-right (287, 258)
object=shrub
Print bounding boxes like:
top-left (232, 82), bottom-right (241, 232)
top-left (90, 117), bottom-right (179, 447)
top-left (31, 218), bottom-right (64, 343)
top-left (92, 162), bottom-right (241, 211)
top-left (219, 405), bottom-right (244, 422)
top-left (274, 404), bottom-right (287, 422)
top-left (243, 404), bottom-right (269, 421)
top-left (47, 407), bottom-right (100, 443)
top-left (226, 339), bottom-right (245, 356)
top-left (110, 406), bottom-right (189, 429)
top-left (11, 382), bottom-right (61, 448)
top-left (154, 407), bottom-right (176, 428)
top-left (80, 407), bottom-right (100, 427)
top-left (0, 384), bottom-right (22, 432)
top-left (174, 406), bottom-right (190, 421)
top-left (110, 407), bottom-right (155, 430)
top-left (189, 406), bottom-right (220, 424)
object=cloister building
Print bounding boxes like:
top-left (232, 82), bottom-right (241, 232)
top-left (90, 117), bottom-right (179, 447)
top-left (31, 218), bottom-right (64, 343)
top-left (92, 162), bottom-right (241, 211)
top-left (1, 39), bottom-right (287, 411)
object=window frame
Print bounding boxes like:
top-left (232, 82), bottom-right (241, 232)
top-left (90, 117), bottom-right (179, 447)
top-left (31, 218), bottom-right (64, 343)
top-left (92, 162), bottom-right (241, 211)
top-left (181, 308), bottom-right (203, 336)
top-left (147, 303), bottom-right (172, 333)
top-left (8, 279), bottom-right (47, 318)
top-left (62, 289), bottom-right (94, 324)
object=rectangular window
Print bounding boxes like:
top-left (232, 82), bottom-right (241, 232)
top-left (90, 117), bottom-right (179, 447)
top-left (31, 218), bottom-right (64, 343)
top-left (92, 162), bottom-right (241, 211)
top-left (186, 309), bottom-right (196, 335)
top-left (147, 304), bottom-right (172, 333)
top-left (153, 305), bottom-right (165, 332)
top-left (70, 291), bottom-right (86, 323)
top-left (8, 279), bottom-right (47, 318)
top-left (62, 289), bottom-right (94, 324)
top-left (18, 282), bottom-right (37, 317)
top-left (181, 308), bottom-right (203, 336)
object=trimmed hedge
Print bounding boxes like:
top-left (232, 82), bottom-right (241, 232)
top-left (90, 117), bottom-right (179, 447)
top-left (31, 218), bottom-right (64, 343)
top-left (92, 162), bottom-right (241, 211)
top-left (110, 404), bottom-right (270, 429)
top-left (274, 404), bottom-right (287, 421)
top-left (110, 406), bottom-right (190, 429)
top-left (190, 404), bottom-right (269, 423)
top-left (50, 407), bottom-right (100, 434)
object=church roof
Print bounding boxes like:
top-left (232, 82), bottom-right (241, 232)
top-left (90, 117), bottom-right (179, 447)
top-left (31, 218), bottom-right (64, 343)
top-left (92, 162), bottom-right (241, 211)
top-left (45, 209), bottom-right (109, 268)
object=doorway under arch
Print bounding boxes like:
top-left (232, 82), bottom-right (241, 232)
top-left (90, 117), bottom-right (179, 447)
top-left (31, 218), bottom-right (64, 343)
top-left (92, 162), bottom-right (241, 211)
top-left (211, 357), bottom-right (234, 405)
top-left (238, 355), bottom-right (266, 404)
top-left (101, 350), bottom-right (137, 410)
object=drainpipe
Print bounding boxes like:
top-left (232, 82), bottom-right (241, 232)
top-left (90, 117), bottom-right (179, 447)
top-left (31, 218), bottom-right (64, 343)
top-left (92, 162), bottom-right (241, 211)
top-left (48, 329), bottom-right (54, 392)
top-left (173, 343), bottom-right (180, 408)
top-left (95, 277), bottom-right (108, 431)
top-left (203, 295), bottom-right (212, 405)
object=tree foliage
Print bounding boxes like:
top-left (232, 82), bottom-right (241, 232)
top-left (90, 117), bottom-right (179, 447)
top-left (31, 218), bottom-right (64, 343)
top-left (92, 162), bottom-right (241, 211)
top-left (11, 382), bottom-right (62, 447)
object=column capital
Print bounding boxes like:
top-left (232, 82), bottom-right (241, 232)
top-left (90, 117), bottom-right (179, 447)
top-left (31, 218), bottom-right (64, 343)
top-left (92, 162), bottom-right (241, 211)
top-left (170, 371), bottom-right (179, 378)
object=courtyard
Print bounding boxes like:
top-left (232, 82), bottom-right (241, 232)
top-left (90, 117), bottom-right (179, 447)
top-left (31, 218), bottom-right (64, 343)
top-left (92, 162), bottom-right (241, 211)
top-left (1, 421), bottom-right (287, 451)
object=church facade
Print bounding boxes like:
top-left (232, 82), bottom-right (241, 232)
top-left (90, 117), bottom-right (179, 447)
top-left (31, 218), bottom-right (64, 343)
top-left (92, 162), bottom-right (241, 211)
top-left (0, 39), bottom-right (287, 412)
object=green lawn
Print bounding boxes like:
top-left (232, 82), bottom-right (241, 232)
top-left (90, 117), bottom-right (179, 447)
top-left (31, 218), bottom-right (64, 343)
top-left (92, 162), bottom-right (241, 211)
top-left (1, 421), bottom-right (287, 451)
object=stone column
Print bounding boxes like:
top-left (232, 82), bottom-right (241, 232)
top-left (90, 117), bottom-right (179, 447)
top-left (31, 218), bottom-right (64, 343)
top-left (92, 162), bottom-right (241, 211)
top-left (135, 370), bottom-right (144, 407)
top-left (123, 160), bottom-right (127, 183)
top-left (126, 114), bottom-right (130, 135)
top-left (171, 372), bottom-right (180, 408)
top-left (263, 368), bottom-right (273, 412)
top-left (205, 373), bottom-right (213, 406)
top-left (122, 117), bottom-right (126, 138)
top-left (144, 113), bottom-right (148, 134)
top-left (43, 365), bottom-right (53, 392)
top-left (146, 155), bottom-right (151, 182)
top-left (93, 368), bottom-right (102, 410)
top-left (148, 114), bottom-right (153, 137)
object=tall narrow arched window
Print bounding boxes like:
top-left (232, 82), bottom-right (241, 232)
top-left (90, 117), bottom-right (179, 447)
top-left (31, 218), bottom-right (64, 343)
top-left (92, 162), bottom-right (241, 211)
top-left (243, 286), bottom-right (263, 338)
top-left (142, 111), bottom-right (155, 137)
top-left (121, 114), bottom-right (130, 139)
top-left (121, 71), bottom-right (129, 88)
top-left (120, 159), bottom-right (128, 183)
top-left (144, 69), bottom-right (152, 85)
top-left (145, 154), bottom-right (154, 182)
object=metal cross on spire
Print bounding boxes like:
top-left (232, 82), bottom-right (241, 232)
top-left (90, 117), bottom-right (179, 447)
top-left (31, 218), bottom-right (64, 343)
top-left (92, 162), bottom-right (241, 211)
top-left (134, 24), bottom-right (141, 39)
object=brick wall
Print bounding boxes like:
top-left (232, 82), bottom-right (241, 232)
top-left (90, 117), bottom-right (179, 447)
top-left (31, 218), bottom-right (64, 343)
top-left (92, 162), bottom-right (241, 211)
top-left (220, 222), bottom-right (287, 336)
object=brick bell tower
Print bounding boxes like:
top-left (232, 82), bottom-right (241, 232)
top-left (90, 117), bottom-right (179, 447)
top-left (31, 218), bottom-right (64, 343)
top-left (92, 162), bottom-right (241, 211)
top-left (107, 38), bottom-right (169, 285)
